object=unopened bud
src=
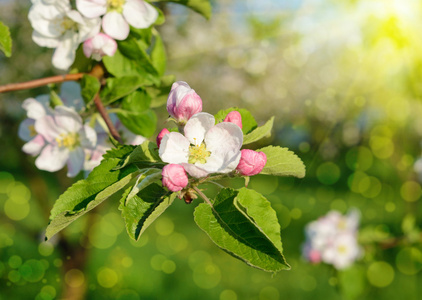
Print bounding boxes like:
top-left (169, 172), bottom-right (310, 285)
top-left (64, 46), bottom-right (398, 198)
top-left (156, 128), bottom-right (170, 148)
top-left (162, 164), bottom-right (188, 192)
top-left (236, 149), bottom-right (267, 176)
top-left (224, 111), bottom-right (242, 129)
top-left (83, 33), bottom-right (117, 61)
top-left (167, 81), bottom-right (202, 124)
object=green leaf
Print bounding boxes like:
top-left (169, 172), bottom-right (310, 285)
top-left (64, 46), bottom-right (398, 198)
top-left (102, 48), bottom-right (159, 85)
top-left (126, 168), bottom-right (162, 203)
top-left (0, 21), bottom-right (12, 57)
top-left (119, 183), bottom-right (175, 240)
top-left (153, 0), bottom-right (212, 19)
top-left (100, 76), bottom-right (147, 105)
top-left (151, 31), bottom-right (166, 76)
top-left (45, 146), bottom-right (139, 240)
top-left (146, 75), bottom-right (175, 108)
top-left (214, 107), bottom-right (258, 135)
top-left (115, 141), bottom-right (162, 170)
top-left (80, 74), bottom-right (100, 104)
top-left (257, 146), bottom-right (305, 178)
top-left (243, 116), bottom-right (274, 145)
top-left (194, 188), bottom-right (290, 273)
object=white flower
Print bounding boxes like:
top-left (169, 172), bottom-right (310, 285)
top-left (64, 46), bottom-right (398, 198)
top-left (159, 112), bottom-right (243, 178)
top-left (28, 0), bottom-right (101, 69)
top-left (34, 106), bottom-right (97, 177)
top-left (77, 0), bottom-right (158, 40)
top-left (321, 233), bottom-right (361, 270)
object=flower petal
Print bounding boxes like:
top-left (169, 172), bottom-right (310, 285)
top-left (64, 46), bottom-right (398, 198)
top-left (60, 82), bottom-right (84, 111)
top-left (203, 122), bottom-right (243, 173)
top-left (76, 0), bottom-right (107, 18)
top-left (35, 115), bottom-right (62, 143)
top-left (35, 144), bottom-right (69, 172)
top-left (32, 31), bottom-right (60, 48)
top-left (52, 31), bottom-right (79, 70)
top-left (67, 147), bottom-right (85, 177)
top-left (80, 124), bottom-right (97, 149)
top-left (123, 0), bottom-right (158, 29)
top-left (18, 119), bottom-right (36, 142)
top-left (159, 132), bottom-right (190, 164)
top-left (180, 163), bottom-right (209, 178)
top-left (102, 11), bottom-right (130, 40)
top-left (22, 135), bottom-right (45, 156)
top-left (184, 113), bottom-right (215, 146)
top-left (22, 97), bottom-right (48, 119)
top-left (54, 106), bottom-right (83, 133)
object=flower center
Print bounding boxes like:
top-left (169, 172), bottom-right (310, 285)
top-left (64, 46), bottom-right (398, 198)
top-left (188, 143), bottom-right (211, 164)
top-left (55, 133), bottom-right (80, 150)
top-left (107, 0), bottom-right (125, 12)
top-left (337, 245), bottom-right (348, 254)
top-left (28, 124), bottom-right (37, 137)
top-left (61, 17), bottom-right (78, 33)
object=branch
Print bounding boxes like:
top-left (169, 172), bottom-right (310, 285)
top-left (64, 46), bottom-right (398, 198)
top-left (0, 73), bottom-right (84, 93)
top-left (93, 93), bottom-right (123, 144)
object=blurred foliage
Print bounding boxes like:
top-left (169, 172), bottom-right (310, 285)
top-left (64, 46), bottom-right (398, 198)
top-left (1, 0), bottom-right (422, 299)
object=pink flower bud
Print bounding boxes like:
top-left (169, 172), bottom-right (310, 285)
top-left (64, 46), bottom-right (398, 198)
top-left (156, 128), bottom-right (170, 148)
top-left (167, 81), bottom-right (202, 123)
top-left (236, 149), bottom-right (267, 176)
top-left (83, 33), bottom-right (117, 61)
top-left (308, 249), bottom-right (322, 264)
top-left (224, 111), bottom-right (242, 129)
top-left (162, 164), bottom-right (189, 192)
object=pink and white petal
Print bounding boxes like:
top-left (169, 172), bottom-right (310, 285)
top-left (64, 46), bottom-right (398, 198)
top-left (66, 10), bottom-right (85, 25)
top-left (159, 132), bottom-right (190, 164)
top-left (22, 135), bottom-right (45, 156)
top-left (35, 115), bottom-right (62, 143)
top-left (76, 0), bottom-right (107, 18)
top-left (101, 35), bottom-right (118, 56)
top-left (52, 32), bottom-right (79, 70)
top-left (180, 163), bottom-right (209, 178)
top-left (54, 106), bottom-right (83, 133)
top-left (205, 122), bottom-right (243, 155)
top-left (18, 119), bottom-right (36, 142)
top-left (22, 98), bottom-right (48, 119)
top-left (184, 113), bottom-right (215, 146)
top-left (201, 150), bottom-right (241, 174)
top-left (80, 125), bottom-right (97, 149)
top-left (35, 144), bottom-right (69, 172)
top-left (67, 147), bottom-right (85, 177)
top-left (28, 3), bottom-right (67, 37)
top-left (32, 31), bottom-right (60, 48)
top-left (78, 16), bottom-right (102, 42)
top-left (123, 0), bottom-right (158, 29)
top-left (102, 12), bottom-right (130, 40)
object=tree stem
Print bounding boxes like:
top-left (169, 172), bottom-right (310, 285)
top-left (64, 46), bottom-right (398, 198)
top-left (193, 186), bottom-right (213, 207)
top-left (0, 73), bottom-right (84, 93)
top-left (93, 93), bottom-right (123, 144)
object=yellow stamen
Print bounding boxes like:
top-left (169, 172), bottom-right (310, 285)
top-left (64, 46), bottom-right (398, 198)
top-left (55, 133), bottom-right (80, 150)
top-left (28, 125), bottom-right (37, 137)
top-left (107, 0), bottom-right (125, 11)
top-left (188, 142), bottom-right (211, 164)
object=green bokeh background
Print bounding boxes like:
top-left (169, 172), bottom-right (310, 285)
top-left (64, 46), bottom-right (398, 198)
top-left (1, 0), bottom-right (421, 299)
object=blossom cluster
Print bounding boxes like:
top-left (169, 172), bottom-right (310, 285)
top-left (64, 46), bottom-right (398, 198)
top-left (28, 0), bottom-right (158, 69)
top-left (302, 210), bottom-right (362, 270)
top-left (18, 82), bottom-right (145, 177)
top-left (157, 81), bottom-right (267, 193)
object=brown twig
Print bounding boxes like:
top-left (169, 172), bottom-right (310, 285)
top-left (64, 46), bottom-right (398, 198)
top-left (93, 93), bottom-right (123, 144)
top-left (0, 73), bottom-right (84, 93)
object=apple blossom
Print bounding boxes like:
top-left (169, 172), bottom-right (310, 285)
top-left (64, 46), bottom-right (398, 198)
top-left (162, 164), bottom-right (189, 192)
top-left (159, 112), bottom-right (243, 178)
top-left (76, 0), bottom-right (158, 40)
top-left (28, 0), bottom-right (101, 70)
top-left (156, 128), bottom-right (170, 148)
top-left (236, 149), bottom-right (267, 176)
top-left (302, 209), bottom-right (362, 270)
top-left (83, 32), bottom-right (117, 60)
top-left (34, 106), bottom-right (97, 177)
top-left (166, 81), bottom-right (203, 124)
top-left (224, 111), bottom-right (242, 129)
